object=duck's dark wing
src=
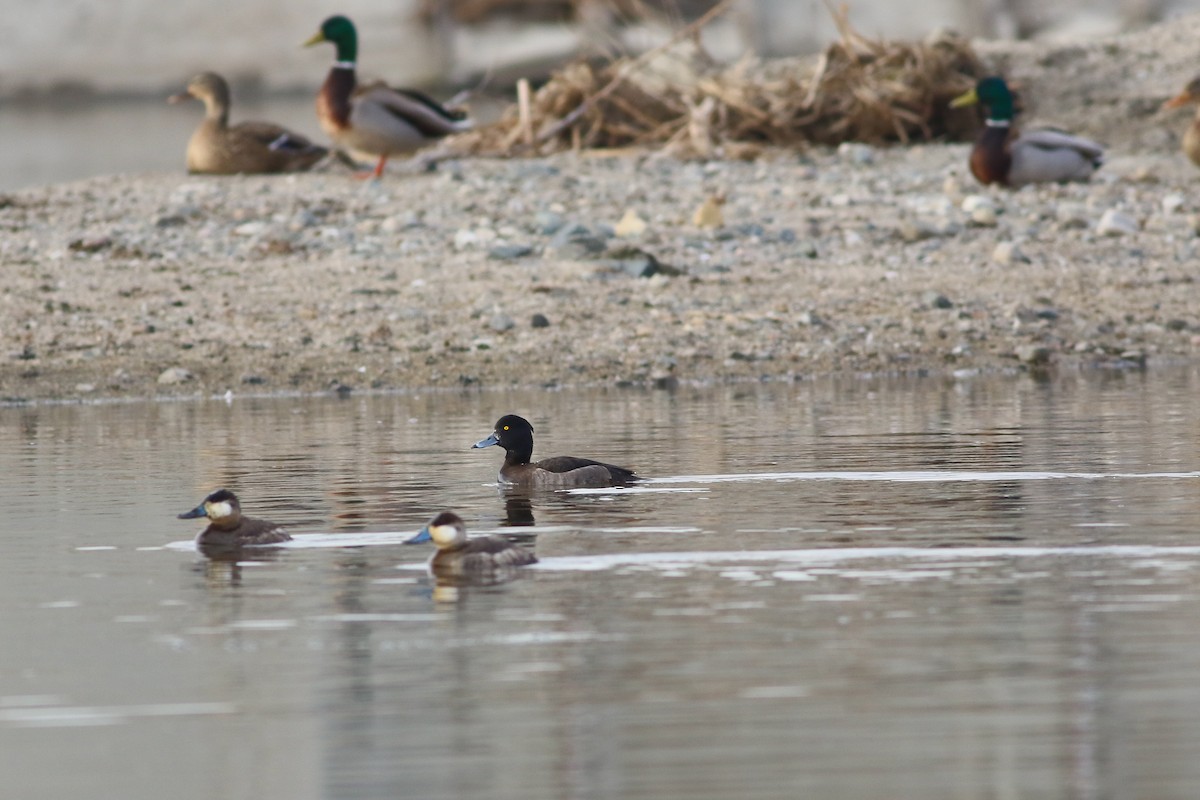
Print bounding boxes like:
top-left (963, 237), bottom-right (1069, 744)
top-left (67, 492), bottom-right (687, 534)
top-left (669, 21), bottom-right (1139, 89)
top-left (536, 456), bottom-right (639, 484)
top-left (237, 517), bottom-right (293, 545)
top-left (463, 535), bottom-right (538, 568)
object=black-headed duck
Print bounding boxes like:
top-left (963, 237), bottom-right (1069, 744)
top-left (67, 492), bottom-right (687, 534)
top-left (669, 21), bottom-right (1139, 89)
top-left (950, 76), bottom-right (1104, 187)
top-left (303, 15), bottom-right (472, 179)
top-left (405, 511), bottom-right (536, 577)
top-left (177, 489), bottom-right (292, 549)
top-left (473, 414), bottom-right (639, 489)
top-left (168, 72), bottom-right (328, 175)
top-left (1163, 75), bottom-right (1200, 168)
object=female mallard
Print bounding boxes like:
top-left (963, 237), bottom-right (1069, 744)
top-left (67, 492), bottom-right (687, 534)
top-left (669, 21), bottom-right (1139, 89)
top-left (1162, 75), bottom-right (1200, 168)
top-left (405, 511), bottom-right (537, 580)
top-left (303, 15), bottom-right (472, 178)
top-left (950, 76), bottom-right (1104, 187)
top-left (168, 72), bottom-right (328, 175)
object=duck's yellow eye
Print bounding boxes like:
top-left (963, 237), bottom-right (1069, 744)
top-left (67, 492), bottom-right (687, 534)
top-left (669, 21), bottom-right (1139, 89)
top-left (503, 425), bottom-right (509, 430)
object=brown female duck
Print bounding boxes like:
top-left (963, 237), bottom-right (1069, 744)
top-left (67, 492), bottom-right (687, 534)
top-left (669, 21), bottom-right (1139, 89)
top-left (303, 15), bottom-right (472, 179)
top-left (168, 72), bottom-right (327, 174)
top-left (177, 488), bottom-right (292, 550)
top-left (1163, 75), bottom-right (1200, 168)
top-left (405, 511), bottom-right (537, 579)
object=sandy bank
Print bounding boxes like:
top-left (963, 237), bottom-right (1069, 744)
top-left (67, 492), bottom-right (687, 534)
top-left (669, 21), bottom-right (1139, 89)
top-left (4, 18), bottom-right (1200, 402)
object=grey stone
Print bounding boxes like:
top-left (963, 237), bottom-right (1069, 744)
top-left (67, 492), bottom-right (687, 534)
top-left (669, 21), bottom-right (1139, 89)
top-left (534, 211), bottom-right (566, 235)
top-left (899, 218), bottom-right (959, 242)
top-left (489, 313), bottom-right (516, 332)
top-left (530, 313), bottom-right (551, 328)
top-left (1015, 345), bottom-right (1052, 365)
top-left (549, 222), bottom-right (606, 257)
top-left (992, 241), bottom-right (1029, 265)
top-left (599, 247), bottom-right (683, 278)
top-left (923, 292), bottom-right (954, 309)
top-left (1056, 203), bottom-right (1090, 230)
top-left (157, 366), bottom-right (193, 385)
top-left (837, 142), bottom-right (876, 164)
top-left (1097, 209), bottom-right (1139, 237)
top-left (488, 243), bottom-right (535, 260)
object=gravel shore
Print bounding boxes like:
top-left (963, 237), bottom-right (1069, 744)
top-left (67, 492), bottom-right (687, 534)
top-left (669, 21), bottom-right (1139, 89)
top-left (4, 19), bottom-right (1200, 403)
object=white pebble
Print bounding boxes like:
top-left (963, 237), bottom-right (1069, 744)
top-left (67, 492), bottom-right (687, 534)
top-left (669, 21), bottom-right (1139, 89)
top-left (1096, 209), bottom-right (1139, 237)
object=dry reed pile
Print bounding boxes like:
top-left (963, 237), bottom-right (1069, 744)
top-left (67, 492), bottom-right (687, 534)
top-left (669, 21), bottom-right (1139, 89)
top-left (448, 10), bottom-right (985, 158)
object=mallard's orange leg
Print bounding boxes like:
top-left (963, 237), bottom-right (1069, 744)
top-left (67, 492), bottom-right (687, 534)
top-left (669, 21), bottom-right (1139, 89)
top-left (353, 155), bottom-right (389, 181)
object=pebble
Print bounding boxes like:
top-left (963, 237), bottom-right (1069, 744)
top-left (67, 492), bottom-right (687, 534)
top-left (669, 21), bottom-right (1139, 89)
top-left (534, 211), bottom-right (565, 235)
top-left (1056, 203), bottom-right (1090, 230)
top-left (1096, 209), bottom-right (1139, 237)
top-left (530, 313), bottom-right (551, 328)
top-left (488, 313), bottom-right (516, 333)
top-left (233, 221), bottom-right (267, 237)
top-left (961, 194), bottom-right (999, 226)
top-left (1162, 194), bottom-right (1186, 215)
top-left (992, 241), bottom-right (1030, 265)
top-left (693, 197), bottom-right (725, 229)
top-left (488, 243), bottom-right (535, 260)
top-left (968, 206), bottom-right (998, 227)
top-left (837, 142), bottom-right (876, 165)
top-left (454, 227), bottom-right (497, 250)
top-left (898, 218), bottom-right (959, 242)
top-left (599, 247), bottom-right (682, 278)
top-left (614, 209), bottom-right (647, 238)
top-left (1015, 345), bottom-right (1052, 365)
top-left (960, 194), bottom-right (996, 214)
top-left (924, 292), bottom-right (954, 309)
top-left (549, 223), bottom-right (607, 257)
top-left (157, 367), bottom-right (193, 385)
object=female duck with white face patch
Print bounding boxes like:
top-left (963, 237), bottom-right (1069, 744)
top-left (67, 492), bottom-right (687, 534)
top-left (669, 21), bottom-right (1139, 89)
top-left (405, 511), bottom-right (537, 579)
top-left (177, 489), bottom-right (292, 550)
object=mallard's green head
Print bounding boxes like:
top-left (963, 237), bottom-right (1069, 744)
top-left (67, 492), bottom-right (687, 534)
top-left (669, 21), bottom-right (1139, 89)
top-left (951, 76), bottom-right (1016, 121)
top-left (304, 15), bottom-right (358, 63)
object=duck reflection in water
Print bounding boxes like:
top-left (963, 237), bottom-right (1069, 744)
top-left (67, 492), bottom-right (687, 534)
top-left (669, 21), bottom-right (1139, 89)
top-left (192, 547), bottom-right (289, 587)
top-left (405, 511), bottom-right (537, 589)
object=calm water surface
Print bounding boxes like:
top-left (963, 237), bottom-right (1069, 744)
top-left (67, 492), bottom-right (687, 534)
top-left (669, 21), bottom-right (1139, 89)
top-left (3, 369), bottom-right (1200, 798)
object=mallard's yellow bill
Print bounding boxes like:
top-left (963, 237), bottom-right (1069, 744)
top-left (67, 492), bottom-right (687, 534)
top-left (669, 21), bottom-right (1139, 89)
top-left (302, 31), bottom-right (326, 47)
top-left (949, 87), bottom-right (979, 109)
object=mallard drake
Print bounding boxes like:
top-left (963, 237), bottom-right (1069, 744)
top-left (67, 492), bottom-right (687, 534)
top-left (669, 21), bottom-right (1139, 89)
top-left (168, 72), bottom-right (328, 175)
top-left (405, 511), bottom-right (537, 579)
top-left (303, 15), bottom-right (472, 178)
top-left (1162, 75), bottom-right (1200, 168)
top-left (472, 414), bottom-right (640, 488)
top-left (177, 488), bottom-right (292, 550)
top-left (950, 76), bottom-right (1104, 187)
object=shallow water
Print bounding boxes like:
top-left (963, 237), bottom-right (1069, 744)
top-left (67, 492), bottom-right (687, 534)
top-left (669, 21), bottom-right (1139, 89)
top-left (3, 368), bottom-right (1200, 798)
